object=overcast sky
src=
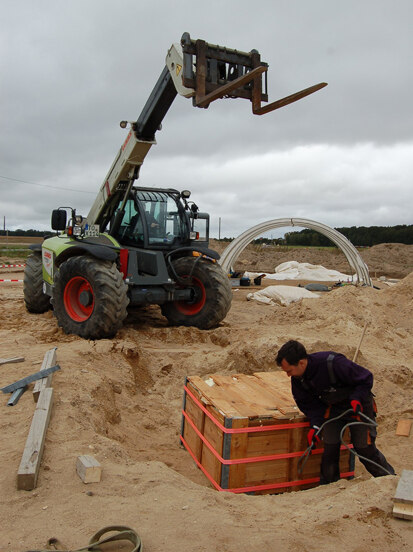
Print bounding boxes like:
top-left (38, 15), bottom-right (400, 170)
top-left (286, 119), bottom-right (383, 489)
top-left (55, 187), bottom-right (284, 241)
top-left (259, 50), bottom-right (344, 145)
top-left (1, 0), bottom-right (412, 238)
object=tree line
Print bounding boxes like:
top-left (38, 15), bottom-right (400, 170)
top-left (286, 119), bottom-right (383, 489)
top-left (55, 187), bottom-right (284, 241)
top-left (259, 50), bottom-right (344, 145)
top-left (283, 225), bottom-right (413, 247)
top-left (2, 224), bottom-right (412, 246)
top-left (0, 229), bottom-right (48, 237)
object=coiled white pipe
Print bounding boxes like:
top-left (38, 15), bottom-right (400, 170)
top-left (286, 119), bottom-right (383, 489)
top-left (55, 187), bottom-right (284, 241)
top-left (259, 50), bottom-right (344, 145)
top-left (219, 217), bottom-right (372, 286)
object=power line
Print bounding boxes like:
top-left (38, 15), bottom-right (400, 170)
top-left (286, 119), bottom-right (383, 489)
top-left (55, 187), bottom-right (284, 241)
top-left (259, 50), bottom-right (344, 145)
top-left (0, 174), bottom-right (95, 194)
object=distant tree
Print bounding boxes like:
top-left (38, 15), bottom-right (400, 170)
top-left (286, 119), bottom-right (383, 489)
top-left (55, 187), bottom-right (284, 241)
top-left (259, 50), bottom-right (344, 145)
top-left (283, 225), bottom-right (413, 246)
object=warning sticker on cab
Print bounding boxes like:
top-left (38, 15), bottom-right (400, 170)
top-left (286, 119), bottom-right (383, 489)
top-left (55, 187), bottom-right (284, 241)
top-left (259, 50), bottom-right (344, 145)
top-left (176, 64), bottom-right (182, 76)
top-left (42, 249), bottom-right (53, 278)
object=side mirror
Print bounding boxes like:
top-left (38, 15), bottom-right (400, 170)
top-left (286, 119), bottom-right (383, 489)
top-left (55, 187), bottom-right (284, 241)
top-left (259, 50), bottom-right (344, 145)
top-left (51, 209), bottom-right (67, 231)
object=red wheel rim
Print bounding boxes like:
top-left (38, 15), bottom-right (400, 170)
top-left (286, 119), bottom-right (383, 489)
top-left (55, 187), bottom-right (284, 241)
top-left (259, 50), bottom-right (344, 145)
top-left (175, 276), bottom-right (206, 315)
top-left (63, 276), bottom-right (94, 321)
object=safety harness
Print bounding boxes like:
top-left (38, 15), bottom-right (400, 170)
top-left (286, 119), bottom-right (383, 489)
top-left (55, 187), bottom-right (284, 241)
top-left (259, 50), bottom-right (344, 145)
top-left (299, 353), bottom-right (354, 406)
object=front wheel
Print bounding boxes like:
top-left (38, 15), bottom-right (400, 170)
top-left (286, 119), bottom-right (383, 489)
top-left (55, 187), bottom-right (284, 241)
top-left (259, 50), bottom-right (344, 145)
top-left (161, 257), bottom-right (232, 329)
top-left (51, 256), bottom-right (129, 339)
top-left (23, 252), bottom-right (52, 313)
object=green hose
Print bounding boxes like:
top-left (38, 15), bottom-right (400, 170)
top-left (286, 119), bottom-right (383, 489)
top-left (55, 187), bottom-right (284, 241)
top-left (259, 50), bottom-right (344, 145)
top-left (25, 525), bottom-right (142, 552)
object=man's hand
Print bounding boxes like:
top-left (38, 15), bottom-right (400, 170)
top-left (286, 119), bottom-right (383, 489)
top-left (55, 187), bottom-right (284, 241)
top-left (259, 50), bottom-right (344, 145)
top-left (307, 427), bottom-right (321, 448)
top-left (351, 400), bottom-right (363, 414)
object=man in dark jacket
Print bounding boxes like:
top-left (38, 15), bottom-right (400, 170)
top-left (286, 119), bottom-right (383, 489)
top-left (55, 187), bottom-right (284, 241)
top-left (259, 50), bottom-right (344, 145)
top-left (276, 340), bottom-right (395, 484)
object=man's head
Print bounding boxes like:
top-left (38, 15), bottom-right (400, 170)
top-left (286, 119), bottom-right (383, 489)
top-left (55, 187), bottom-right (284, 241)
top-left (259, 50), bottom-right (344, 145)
top-left (276, 340), bottom-right (308, 378)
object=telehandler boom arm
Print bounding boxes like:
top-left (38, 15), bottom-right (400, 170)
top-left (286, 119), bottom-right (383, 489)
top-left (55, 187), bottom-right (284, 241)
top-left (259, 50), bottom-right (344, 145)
top-left (86, 32), bottom-right (327, 228)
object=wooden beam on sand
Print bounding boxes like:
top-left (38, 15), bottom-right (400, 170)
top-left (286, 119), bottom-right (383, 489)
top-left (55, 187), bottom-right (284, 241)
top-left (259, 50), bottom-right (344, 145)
top-left (76, 455), bottom-right (102, 484)
top-left (0, 357), bottom-right (24, 366)
top-left (393, 470), bottom-right (413, 520)
top-left (33, 347), bottom-right (57, 403)
top-left (352, 322), bottom-right (368, 363)
top-left (396, 419), bottom-right (412, 437)
top-left (17, 388), bottom-right (54, 491)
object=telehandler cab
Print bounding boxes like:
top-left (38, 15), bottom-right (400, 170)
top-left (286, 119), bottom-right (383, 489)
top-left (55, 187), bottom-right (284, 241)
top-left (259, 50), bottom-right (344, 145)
top-left (23, 33), bottom-right (327, 339)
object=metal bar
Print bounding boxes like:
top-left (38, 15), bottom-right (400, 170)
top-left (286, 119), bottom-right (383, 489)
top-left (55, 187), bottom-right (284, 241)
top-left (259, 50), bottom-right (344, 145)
top-left (7, 386), bottom-right (27, 406)
top-left (195, 39), bottom-right (207, 107)
top-left (250, 50), bottom-right (263, 113)
top-left (196, 65), bottom-right (267, 108)
top-left (253, 82), bottom-right (328, 115)
top-left (220, 417), bottom-right (233, 490)
top-left (182, 35), bottom-right (254, 65)
top-left (136, 66), bottom-right (178, 141)
top-left (1, 365), bottom-right (60, 394)
top-left (209, 58), bottom-right (218, 84)
top-left (180, 376), bottom-right (188, 445)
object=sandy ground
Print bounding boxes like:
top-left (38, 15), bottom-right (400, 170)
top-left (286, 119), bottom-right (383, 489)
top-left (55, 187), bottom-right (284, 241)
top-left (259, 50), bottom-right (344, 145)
top-left (0, 243), bottom-right (412, 551)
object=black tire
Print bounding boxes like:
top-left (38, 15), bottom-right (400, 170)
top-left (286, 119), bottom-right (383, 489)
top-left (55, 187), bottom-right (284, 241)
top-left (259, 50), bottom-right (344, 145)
top-left (23, 252), bottom-right (52, 313)
top-left (161, 257), bottom-right (232, 329)
top-left (51, 256), bottom-right (129, 339)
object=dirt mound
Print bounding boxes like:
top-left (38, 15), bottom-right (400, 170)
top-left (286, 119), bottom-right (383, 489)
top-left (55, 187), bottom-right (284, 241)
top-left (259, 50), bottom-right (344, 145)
top-left (0, 245), bottom-right (412, 551)
top-left (211, 239), bottom-right (413, 278)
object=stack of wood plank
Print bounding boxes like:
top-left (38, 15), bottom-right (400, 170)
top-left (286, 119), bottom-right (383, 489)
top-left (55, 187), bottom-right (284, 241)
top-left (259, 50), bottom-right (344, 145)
top-left (181, 371), bottom-right (354, 494)
top-left (16, 348), bottom-right (57, 491)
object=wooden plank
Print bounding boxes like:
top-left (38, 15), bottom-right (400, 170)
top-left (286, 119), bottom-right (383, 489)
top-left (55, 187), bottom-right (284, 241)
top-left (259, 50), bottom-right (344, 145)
top-left (210, 375), bottom-right (262, 418)
top-left (253, 372), bottom-right (301, 416)
top-left (393, 503), bottom-right (413, 520)
top-left (187, 376), bottom-right (243, 418)
top-left (393, 470), bottom-right (413, 505)
top-left (245, 457), bottom-right (290, 487)
top-left (17, 387), bottom-right (54, 491)
top-left (200, 409), bottom-right (225, 485)
top-left (0, 357), bottom-right (24, 366)
top-left (228, 417), bottom-right (249, 490)
top-left (232, 374), bottom-right (287, 415)
top-left (33, 347), bottom-right (57, 403)
top-left (288, 424), bottom-right (306, 483)
top-left (396, 419), bottom-right (412, 437)
top-left (76, 455), bottom-right (102, 483)
top-left (253, 371), bottom-right (295, 400)
top-left (237, 374), bottom-right (300, 418)
top-left (183, 388), bottom-right (205, 462)
top-left (212, 374), bottom-right (269, 417)
top-left (246, 428), bottom-right (291, 456)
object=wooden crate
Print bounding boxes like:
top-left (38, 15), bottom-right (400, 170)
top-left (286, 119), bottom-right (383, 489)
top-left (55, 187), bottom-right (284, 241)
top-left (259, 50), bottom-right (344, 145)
top-left (181, 371), bottom-right (354, 494)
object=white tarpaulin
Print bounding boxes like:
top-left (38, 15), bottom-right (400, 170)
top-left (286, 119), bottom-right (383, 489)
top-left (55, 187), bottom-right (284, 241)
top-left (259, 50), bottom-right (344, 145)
top-left (245, 261), bottom-right (354, 282)
top-left (246, 285), bottom-right (320, 306)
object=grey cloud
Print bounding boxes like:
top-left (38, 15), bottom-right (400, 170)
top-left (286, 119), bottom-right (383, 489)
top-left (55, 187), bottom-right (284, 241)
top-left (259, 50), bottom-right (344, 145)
top-left (1, 0), bottom-right (412, 234)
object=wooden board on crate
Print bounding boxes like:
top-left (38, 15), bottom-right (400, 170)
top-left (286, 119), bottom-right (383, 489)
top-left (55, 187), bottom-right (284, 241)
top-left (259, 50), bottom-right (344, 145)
top-left (182, 371), bottom-right (354, 495)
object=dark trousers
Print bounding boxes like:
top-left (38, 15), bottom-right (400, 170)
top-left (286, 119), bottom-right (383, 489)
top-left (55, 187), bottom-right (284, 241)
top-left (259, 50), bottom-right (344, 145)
top-left (320, 400), bottom-right (395, 484)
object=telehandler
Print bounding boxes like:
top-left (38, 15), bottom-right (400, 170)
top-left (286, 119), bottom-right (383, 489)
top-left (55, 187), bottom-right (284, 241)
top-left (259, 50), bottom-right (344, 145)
top-left (23, 33), bottom-right (326, 339)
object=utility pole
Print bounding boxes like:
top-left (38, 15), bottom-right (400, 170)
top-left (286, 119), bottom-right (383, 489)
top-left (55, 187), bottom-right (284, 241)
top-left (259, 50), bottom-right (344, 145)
top-left (218, 217), bottom-right (221, 241)
top-left (3, 216), bottom-right (8, 248)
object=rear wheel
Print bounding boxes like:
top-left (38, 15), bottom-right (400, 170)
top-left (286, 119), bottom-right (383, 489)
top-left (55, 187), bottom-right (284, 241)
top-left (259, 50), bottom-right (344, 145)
top-left (161, 257), bottom-right (232, 329)
top-left (51, 256), bottom-right (129, 339)
top-left (23, 252), bottom-right (52, 313)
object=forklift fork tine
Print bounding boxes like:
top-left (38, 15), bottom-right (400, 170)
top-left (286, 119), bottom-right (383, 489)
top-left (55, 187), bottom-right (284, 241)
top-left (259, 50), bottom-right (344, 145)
top-left (253, 82), bottom-right (328, 115)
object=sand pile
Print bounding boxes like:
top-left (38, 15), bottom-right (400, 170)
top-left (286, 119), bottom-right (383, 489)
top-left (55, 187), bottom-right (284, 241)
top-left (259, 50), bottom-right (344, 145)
top-left (0, 245), bottom-right (412, 551)
top-left (211, 240), bottom-right (413, 279)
